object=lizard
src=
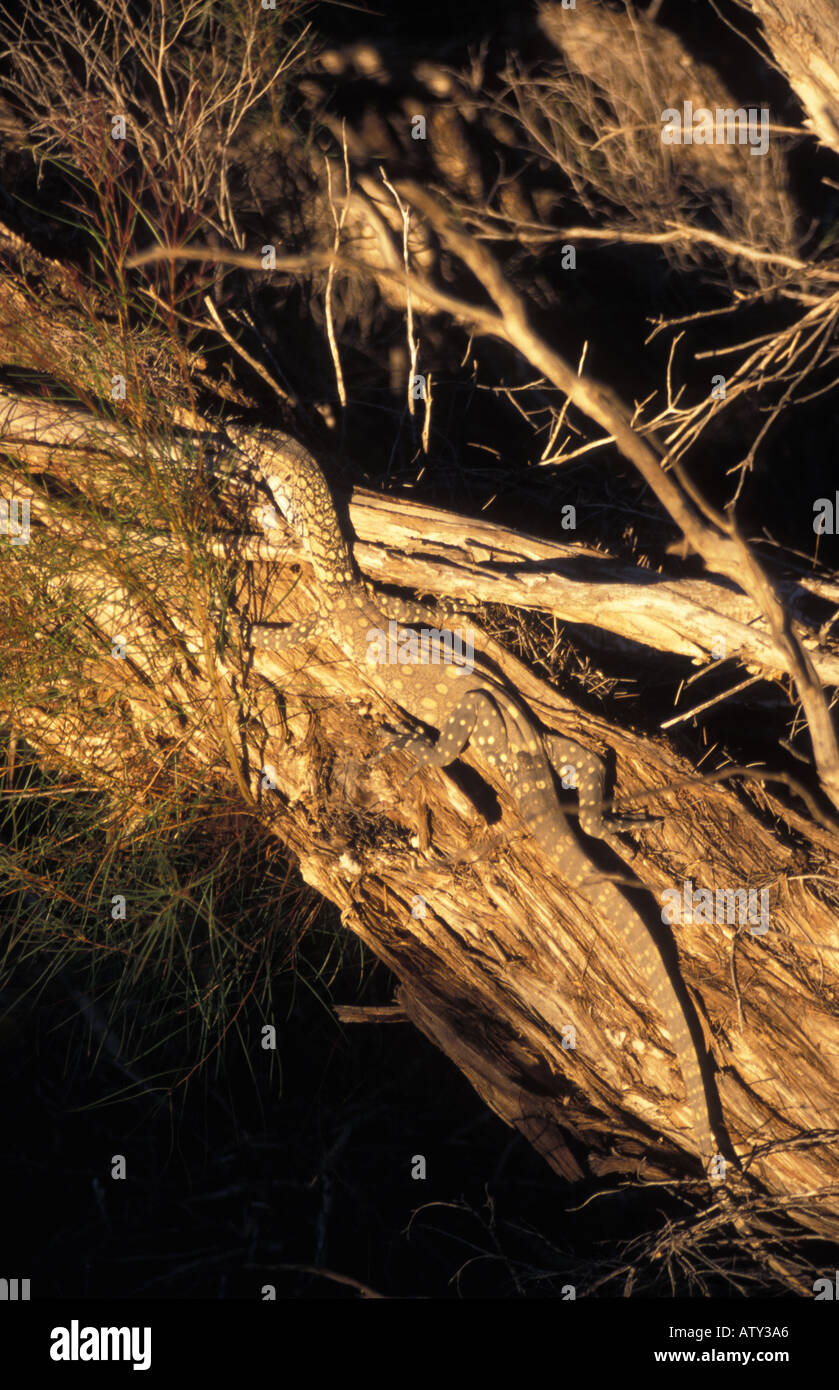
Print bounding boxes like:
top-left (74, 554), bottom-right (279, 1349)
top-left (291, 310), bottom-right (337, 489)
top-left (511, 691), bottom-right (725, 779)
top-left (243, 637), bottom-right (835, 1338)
top-left (224, 423), bottom-right (723, 1181)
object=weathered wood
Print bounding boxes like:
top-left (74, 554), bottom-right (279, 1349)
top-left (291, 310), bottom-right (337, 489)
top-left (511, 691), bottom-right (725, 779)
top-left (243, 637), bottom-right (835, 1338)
top-left (4, 392), bottom-right (838, 686)
top-left (741, 0), bottom-right (839, 158)
top-left (2, 0), bottom-right (839, 1288)
top-left (3, 403), bottom-right (838, 1249)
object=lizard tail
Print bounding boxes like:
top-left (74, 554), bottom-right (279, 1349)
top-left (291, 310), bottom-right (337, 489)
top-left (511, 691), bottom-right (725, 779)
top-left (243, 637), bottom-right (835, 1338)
top-left (528, 809), bottom-right (718, 1170)
top-left (615, 887), bottom-right (718, 1170)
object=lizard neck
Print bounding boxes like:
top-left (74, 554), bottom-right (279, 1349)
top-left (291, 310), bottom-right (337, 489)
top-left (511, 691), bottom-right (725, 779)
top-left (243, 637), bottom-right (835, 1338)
top-left (257, 457), bottom-right (357, 590)
top-left (323, 580), bottom-right (391, 665)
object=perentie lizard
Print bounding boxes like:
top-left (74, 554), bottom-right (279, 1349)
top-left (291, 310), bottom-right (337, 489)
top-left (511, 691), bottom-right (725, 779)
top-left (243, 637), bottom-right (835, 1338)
top-left (226, 424), bottom-right (721, 1179)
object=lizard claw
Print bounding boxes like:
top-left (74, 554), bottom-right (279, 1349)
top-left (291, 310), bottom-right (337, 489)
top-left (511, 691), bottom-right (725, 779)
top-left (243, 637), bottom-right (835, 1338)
top-left (609, 813), bottom-right (663, 832)
top-left (369, 734), bottom-right (411, 765)
top-left (368, 735), bottom-right (422, 796)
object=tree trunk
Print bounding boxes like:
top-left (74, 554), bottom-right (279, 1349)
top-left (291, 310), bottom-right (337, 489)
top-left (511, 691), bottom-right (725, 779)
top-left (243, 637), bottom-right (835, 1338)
top-left (3, 0), bottom-right (839, 1294)
top-left (739, 0), bottom-right (839, 157)
top-left (3, 394), bottom-right (838, 1279)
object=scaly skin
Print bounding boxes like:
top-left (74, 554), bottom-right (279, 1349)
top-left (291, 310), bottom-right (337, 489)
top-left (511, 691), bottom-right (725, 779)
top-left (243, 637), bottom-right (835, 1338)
top-left (227, 424), bottom-right (721, 1176)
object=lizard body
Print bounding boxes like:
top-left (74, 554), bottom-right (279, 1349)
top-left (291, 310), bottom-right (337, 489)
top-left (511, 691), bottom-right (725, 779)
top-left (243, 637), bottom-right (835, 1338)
top-left (227, 425), bottom-right (720, 1175)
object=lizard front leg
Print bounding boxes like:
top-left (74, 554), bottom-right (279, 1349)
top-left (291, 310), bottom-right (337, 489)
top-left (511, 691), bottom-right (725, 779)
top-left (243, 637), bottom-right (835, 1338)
top-left (373, 591), bottom-right (472, 627)
top-left (237, 615), bottom-right (325, 653)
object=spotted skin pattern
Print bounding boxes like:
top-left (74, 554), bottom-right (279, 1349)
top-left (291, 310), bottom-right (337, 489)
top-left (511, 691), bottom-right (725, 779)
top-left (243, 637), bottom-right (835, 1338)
top-left (228, 426), bottom-right (719, 1174)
